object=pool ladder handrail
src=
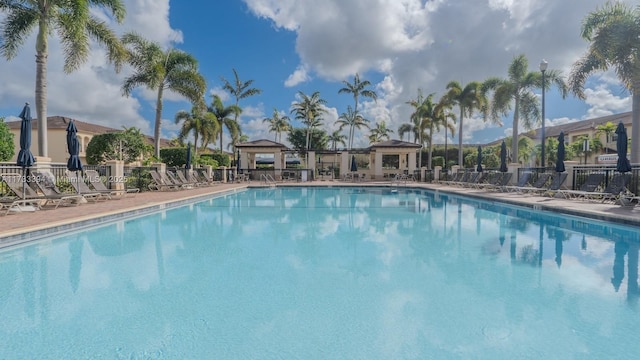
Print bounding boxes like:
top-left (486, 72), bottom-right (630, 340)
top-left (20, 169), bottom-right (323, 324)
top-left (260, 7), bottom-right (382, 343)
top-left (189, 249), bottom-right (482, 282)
top-left (260, 174), bottom-right (276, 187)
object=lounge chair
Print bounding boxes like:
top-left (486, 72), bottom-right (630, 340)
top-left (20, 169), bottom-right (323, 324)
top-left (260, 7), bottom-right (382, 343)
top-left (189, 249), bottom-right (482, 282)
top-left (568, 173), bottom-right (632, 203)
top-left (556, 173), bottom-right (606, 199)
top-left (516, 173), bottom-right (552, 193)
top-left (67, 172), bottom-right (110, 201)
top-left (173, 170), bottom-right (200, 187)
top-left (166, 170), bottom-right (193, 189)
top-left (502, 172), bottom-right (533, 192)
top-left (148, 170), bottom-right (180, 191)
top-left (84, 170), bottom-right (139, 198)
top-left (474, 172), bottom-right (501, 189)
top-left (0, 173), bottom-right (45, 215)
top-left (539, 173), bottom-right (568, 197)
top-left (30, 171), bottom-right (87, 208)
top-left (194, 169), bottom-right (220, 185)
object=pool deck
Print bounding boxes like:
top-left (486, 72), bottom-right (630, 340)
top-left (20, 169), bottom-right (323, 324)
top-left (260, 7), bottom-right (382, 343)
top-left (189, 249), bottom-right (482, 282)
top-left (2, 179), bottom-right (640, 248)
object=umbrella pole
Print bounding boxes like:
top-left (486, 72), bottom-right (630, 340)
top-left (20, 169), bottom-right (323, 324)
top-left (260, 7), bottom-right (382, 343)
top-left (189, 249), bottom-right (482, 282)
top-left (76, 170), bottom-right (80, 194)
top-left (22, 167), bottom-right (26, 199)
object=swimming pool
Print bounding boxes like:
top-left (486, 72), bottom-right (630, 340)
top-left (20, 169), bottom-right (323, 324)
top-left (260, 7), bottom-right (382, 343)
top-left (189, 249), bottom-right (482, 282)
top-left (0, 186), bottom-right (638, 358)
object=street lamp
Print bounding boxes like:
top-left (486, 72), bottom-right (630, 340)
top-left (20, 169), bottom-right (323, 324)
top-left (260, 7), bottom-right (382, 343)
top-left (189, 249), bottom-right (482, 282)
top-left (540, 59), bottom-right (548, 168)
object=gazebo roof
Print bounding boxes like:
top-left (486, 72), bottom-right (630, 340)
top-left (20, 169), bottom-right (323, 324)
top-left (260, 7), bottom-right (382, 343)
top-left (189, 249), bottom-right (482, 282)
top-left (368, 139), bottom-right (422, 149)
top-left (236, 139), bottom-right (289, 149)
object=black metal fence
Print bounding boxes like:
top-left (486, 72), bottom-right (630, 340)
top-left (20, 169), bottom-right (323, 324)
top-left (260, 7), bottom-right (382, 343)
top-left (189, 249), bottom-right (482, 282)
top-left (572, 166), bottom-right (640, 195)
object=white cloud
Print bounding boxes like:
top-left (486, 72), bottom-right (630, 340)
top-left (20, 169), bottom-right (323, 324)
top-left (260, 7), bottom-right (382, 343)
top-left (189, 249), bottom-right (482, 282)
top-left (244, 0), bottom-right (632, 144)
top-left (284, 64), bottom-right (311, 87)
top-left (583, 85), bottom-right (631, 119)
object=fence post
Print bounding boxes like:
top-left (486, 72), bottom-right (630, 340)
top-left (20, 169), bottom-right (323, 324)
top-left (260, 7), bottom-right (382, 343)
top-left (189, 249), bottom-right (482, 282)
top-left (434, 166), bottom-right (441, 182)
top-left (106, 160), bottom-right (124, 190)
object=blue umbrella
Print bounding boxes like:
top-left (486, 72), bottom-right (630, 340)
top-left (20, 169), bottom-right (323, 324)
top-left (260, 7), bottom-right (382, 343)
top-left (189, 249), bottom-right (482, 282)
top-left (185, 143), bottom-right (192, 170)
top-left (66, 120), bottom-right (83, 193)
top-left (615, 122), bottom-right (631, 173)
top-left (555, 132), bottom-right (566, 173)
top-left (16, 103), bottom-right (35, 199)
top-left (476, 146), bottom-right (483, 172)
top-left (350, 155), bottom-right (358, 172)
top-left (499, 141), bottom-right (508, 172)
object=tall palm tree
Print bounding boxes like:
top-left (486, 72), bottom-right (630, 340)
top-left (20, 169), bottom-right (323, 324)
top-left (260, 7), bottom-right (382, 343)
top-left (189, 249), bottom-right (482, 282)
top-left (444, 81), bottom-right (488, 166)
top-left (174, 106), bottom-right (218, 155)
top-left (405, 90), bottom-right (434, 168)
top-left (0, 0), bottom-right (126, 157)
top-left (569, 1), bottom-right (640, 163)
top-left (397, 123), bottom-right (415, 142)
top-left (291, 91), bottom-right (328, 154)
top-left (368, 121), bottom-right (393, 144)
top-left (207, 95), bottom-right (241, 152)
top-left (336, 106), bottom-right (370, 148)
top-left (263, 108), bottom-right (291, 143)
top-left (338, 73), bottom-right (377, 148)
top-left (328, 130), bottom-right (347, 151)
top-left (484, 54), bottom-right (567, 164)
top-left (121, 33), bottom-right (206, 158)
top-left (221, 68), bottom-right (261, 154)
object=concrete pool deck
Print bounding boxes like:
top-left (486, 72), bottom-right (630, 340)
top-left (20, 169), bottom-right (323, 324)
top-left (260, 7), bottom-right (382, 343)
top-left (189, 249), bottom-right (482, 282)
top-left (2, 179), bottom-right (639, 248)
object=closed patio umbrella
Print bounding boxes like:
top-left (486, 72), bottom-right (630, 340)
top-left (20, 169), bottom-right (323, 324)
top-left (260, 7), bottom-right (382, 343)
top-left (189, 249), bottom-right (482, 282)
top-left (16, 103), bottom-right (35, 199)
top-left (499, 141), bottom-right (508, 172)
top-left (615, 122), bottom-right (632, 173)
top-left (66, 120), bottom-right (83, 193)
top-left (185, 143), bottom-right (192, 170)
top-left (476, 146), bottom-right (483, 172)
top-left (555, 132), bottom-right (566, 173)
top-left (351, 155), bottom-right (357, 172)
top-left (185, 143), bottom-right (192, 178)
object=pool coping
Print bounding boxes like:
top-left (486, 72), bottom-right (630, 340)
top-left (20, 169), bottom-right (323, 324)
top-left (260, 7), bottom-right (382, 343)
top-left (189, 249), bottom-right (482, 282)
top-left (0, 187), bottom-right (247, 249)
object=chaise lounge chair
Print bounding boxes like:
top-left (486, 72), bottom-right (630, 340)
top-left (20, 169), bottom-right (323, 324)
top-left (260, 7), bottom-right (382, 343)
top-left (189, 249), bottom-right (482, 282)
top-left (556, 173), bottom-right (606, 200)
top-left (31, 171), bottom-right (91, 207)
top-left (84, 170), bottom-right (139, 198)
top-left (0, 173), bottom-right (45, 215)
top-left (148, 170), bottom-right (180, 191)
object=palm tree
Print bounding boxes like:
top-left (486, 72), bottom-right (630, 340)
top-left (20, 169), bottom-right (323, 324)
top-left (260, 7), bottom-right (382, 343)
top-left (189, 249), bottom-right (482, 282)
top-left (207, 95), bottom-right (241, 152)
top-left (221, 68), bottom-right (261, 154)
top-left (121, 33), bottom-right (206, 158)
top-left (0, 0), bottom-right (126, 157)
top-left (328, 130), bottom-right (347, 151)
top-left (338, 73), bottom-right (377, 148)
top-left (174, 106), bottom-right (218, 155)
top-left (569, 2), bottom-right (640, 163)
top-left (405, 90), bottom-right (435, 168)
top-left (444, 81), bottom-right (489, 166)
top-left (397, 123), bottom-right (415, 142)
top-left (595, 121), bottom-right (618, 154)
top-left (263, 108), bottom-right (291, 143)
top-left (291, 91), bottom-right (328, 155)
top-left (336, 106), bottom-right (370, 148)
top-left (484, 54), bottom-right (567, 164)
top-left (368, 121), bottom-right (393, 144)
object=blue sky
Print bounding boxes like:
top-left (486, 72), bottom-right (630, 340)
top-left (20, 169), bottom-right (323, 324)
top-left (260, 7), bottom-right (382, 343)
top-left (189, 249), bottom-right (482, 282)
top-left (0, 0), bottom-right (635, 150)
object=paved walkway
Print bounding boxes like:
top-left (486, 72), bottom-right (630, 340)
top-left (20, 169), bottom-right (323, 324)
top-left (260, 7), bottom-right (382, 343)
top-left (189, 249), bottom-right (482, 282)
top-left (2, 179), bottom-right (639, 248)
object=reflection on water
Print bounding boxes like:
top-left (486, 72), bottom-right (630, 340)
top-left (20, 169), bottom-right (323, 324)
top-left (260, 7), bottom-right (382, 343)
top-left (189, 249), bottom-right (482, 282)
top-left (0, 187), bottom-right (639, 358)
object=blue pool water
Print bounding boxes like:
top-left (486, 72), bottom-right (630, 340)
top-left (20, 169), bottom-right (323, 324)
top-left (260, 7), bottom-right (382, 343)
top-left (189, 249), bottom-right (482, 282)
top-left (0, 187), bottom-right (639, 359)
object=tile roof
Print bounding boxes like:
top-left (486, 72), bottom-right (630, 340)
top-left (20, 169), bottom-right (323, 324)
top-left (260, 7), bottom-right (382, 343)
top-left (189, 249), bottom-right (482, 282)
top-left (5, 116), bottom-right (173, 147)
top-left (236, 139), bottom-right (288, 148)
top-left (368, 139), bottom-right (422, 149)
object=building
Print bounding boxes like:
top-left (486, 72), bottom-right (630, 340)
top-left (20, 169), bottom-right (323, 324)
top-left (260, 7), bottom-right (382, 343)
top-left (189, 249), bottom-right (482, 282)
top-left (5, 116), bottom-right (171, 164)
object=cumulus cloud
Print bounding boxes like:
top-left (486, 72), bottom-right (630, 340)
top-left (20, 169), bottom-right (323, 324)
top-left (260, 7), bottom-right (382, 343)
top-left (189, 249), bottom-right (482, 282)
top-left (284, 65), bottom-right (311, 87)
top-left (243, 0), bottom-right (632, 144)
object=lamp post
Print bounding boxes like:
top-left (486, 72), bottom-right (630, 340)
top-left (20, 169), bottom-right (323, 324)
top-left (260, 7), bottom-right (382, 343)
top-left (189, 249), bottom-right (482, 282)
top-left (540, 59), bottom-right (548, 169)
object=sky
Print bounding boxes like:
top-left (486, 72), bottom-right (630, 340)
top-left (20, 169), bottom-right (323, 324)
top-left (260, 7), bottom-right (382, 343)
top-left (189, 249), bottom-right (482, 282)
top-left (0, 0), bottom-right (636, 151)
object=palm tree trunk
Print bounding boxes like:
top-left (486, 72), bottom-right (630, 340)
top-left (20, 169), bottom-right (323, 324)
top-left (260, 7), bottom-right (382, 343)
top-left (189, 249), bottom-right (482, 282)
top-left (194, 134), bottom-right (198, 156)
top-left (35, 21), bottom-right (49, 157)
top-left (511, 100), bottom-right (520, 164)
top-left (458, 107), bottom-right (464, 166)
top-left (631, 87), bottom-right (640, 164)
top-left (154, 86), bottom-right (164, 158)
top-left (428, 125), bottom-right (434, 170)
top-left (220, 124), bottom-right (224, 152)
